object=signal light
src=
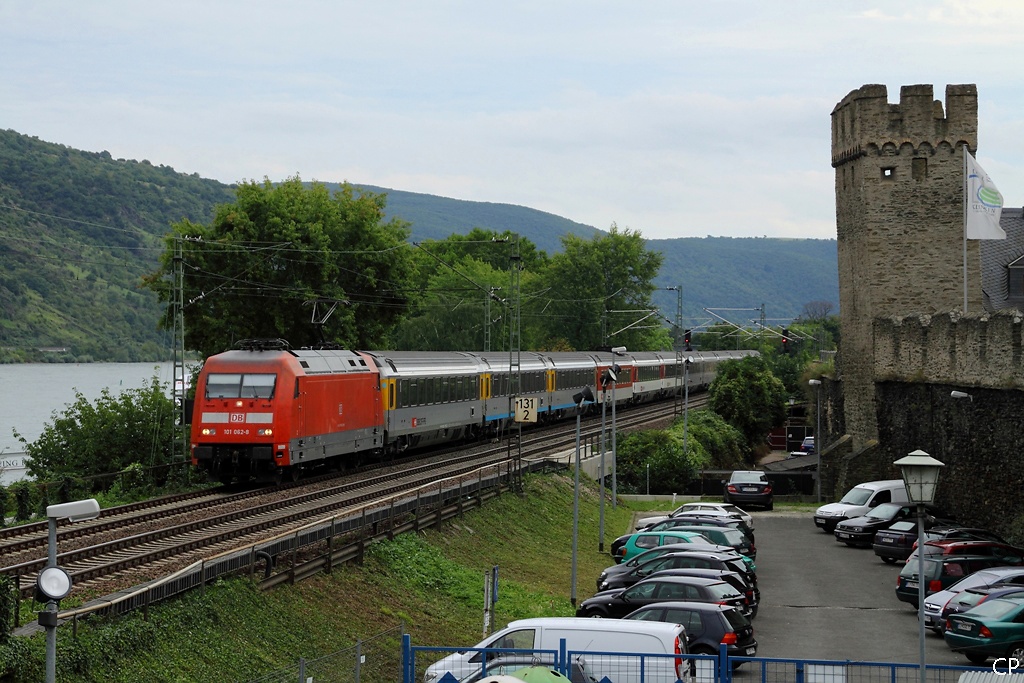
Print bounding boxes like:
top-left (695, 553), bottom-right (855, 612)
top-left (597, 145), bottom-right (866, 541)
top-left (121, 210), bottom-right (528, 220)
top-left (683, 329), bottom-right (692, 351)
top-left (781, 328), bottom-right (790, 352)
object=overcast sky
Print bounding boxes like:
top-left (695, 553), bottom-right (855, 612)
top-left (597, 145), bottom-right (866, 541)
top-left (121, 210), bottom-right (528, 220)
top-left (3, 1), bottom-right (1023, 241)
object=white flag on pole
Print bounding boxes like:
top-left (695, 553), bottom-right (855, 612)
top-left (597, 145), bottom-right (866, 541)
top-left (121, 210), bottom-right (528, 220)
top-left (964, 148), bottom-right (1006, 240)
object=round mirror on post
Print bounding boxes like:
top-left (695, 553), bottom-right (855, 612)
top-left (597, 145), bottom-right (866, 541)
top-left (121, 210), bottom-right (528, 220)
top-left (36, 566), bottom-right (73, 602)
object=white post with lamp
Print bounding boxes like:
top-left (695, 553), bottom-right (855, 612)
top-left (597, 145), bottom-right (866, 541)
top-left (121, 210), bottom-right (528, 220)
top-left (598, 364), bottom-right (618, 552)
top-left (570, 386), bottom-right (595, 608)
top-left (39, 498), bottom-right (101, 683)
top-left (682, 357), bottom-right (693, 456)
top-left (609, 346), bottom-right (626, 509)
top-left (894, 451), bottom-right (944, 683)
top-left (808, 379), bottom-right (822, 502)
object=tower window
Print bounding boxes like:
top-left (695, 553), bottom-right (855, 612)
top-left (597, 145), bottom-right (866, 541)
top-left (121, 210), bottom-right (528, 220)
top-left (882, 167), bottom-right (896, 180)
top-left (912, 158), bottom-right (928, 181)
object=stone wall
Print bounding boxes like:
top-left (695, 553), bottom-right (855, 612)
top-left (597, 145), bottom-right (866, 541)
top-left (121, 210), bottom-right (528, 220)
top-left (875, 311), bottom-right (1024, 388)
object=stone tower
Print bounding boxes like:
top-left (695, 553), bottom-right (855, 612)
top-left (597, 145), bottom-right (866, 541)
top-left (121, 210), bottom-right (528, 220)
top-left (831, 83), bottom-right (979, 448)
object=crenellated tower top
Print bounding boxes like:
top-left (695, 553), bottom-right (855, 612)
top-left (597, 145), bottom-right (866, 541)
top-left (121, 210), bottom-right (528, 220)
top-left (831, 83), bottom-right (977, 167)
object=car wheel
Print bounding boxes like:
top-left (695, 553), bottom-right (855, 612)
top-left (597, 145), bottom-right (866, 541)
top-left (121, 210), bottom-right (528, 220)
top-left (1007, 644), bottom-right (1024, 660)
top-left (880, 557), bottom-right (897, 564)
top-left (583, 608), bottom-right (606, 618)
top-left (966, 652), bottom-right (989, 665)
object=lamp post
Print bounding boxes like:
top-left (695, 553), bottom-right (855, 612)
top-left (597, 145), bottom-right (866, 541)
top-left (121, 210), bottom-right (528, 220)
top-left (808, 379), bottom-right (822, 502)
top-left (570, 386), bottom-right (595, 608)
top-left (894, 450), bottom-right (945, 683)
top-left (598, 365), bottom-right (618, 552)
top-left (39, 499), bottom-right (101, 683)
top-left (610, 346), bottom-right (627, 509)
top-left (950, 390), bottom-right (973, 401)
top-left (682, 357), bottom-right (693, 456)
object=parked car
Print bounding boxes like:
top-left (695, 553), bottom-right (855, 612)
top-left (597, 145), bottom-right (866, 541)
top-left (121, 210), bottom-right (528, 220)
top-left (659, 524), bottom-right (755, 559)
top-left (722, 471), bottom-right (773, 511)
top-left (463, 655), bottom-right (591, 683)
top-left (941, 584), bottom-right (1024, 622)
top-left (922, 567), bottom-right (1024, 633)
top-left (644, 513), bottom-right (755, 547)
top-left (649, 512), bottom-right (756, 545)
top-left (596, 554), bottom-right (757, 615)
top-left (833, 503), bottom-right (919, 547)
top-left (639, 568), bottom-right (760, 617)
top-left (908, 539), bottom-right (1024, 565)
top-left (610, 530), bottom-right (711, 564)
top-left (634, 502), bottom-right (754, 532)
top-left (943, 597), bottom-right (1024, 664)
top-left (872, 516), bottom-right (960, 563)
top-left (576, 575), bottom-right (747, 619)
top-left (813, 479), bottom-right (908, 533)
top-left (624, 601), bottom-right (758, 663)
top-left (600, 543), bottom-right (752, 590)
top-left (895, 555), bottom-right (1008, 608)
top-left (800, 436), bottom-right (815, 453)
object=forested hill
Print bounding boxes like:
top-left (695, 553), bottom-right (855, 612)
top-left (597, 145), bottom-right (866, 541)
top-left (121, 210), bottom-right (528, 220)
top-left (0, 128), bottom-right (838, 362)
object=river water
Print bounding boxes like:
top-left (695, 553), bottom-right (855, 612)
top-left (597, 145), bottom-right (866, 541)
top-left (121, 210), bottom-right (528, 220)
top-left (0, 362), bottom-right (188, 483)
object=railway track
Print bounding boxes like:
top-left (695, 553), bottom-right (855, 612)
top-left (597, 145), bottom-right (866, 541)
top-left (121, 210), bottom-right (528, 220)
top-left (2, 395), bottom-right (703, 607)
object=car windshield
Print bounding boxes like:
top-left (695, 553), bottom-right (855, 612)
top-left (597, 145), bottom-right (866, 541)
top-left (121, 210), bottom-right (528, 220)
top-left (839, 487), bottom-right (874, 505)
top-left (865, 503), bottom-right (902, 520)
top-left (730, 472), bottom-right (766, 484)
top-left (887, 521), bottom-right (916, 532)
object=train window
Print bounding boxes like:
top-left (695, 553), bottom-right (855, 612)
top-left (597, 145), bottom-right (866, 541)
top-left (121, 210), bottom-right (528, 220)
top-left (206, 374), bottom-right (242, 399)
top-left (205, 373), bottom-right (276, 399)
top-left (241, 374), bottom-right (276, 399)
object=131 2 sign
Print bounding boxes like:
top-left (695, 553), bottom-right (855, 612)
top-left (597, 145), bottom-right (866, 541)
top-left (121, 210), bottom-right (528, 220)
top-left (514, 396), bottom-right (538, 423)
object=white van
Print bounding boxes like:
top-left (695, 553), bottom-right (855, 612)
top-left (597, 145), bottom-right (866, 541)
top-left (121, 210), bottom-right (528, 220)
top-left (423, 616), bottom-right (688, 683)
top-left (813, 479), bottom-right (909, 532)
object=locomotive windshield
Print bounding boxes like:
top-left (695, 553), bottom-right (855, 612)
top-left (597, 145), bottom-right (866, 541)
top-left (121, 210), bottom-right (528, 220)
top-left (205, 373), bottom-right (277, 399)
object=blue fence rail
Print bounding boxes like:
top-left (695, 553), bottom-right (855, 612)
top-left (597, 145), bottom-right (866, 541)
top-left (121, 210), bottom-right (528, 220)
top-left (403, 636), bottom-right (993, 683)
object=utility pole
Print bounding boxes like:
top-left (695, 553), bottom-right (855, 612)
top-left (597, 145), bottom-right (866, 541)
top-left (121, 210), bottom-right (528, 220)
top-left (506, 236), bottom-right (523, 493)
top-left (171, 237), bottom-right (188, 462)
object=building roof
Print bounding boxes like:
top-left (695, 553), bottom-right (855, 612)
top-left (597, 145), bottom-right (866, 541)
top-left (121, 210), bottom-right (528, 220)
top-left (981, 207), bottom-right (1024, 312)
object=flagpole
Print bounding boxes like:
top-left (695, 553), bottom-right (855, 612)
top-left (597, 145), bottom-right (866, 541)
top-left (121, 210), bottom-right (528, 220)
top-left (963, 145), bottom-right (969, 313)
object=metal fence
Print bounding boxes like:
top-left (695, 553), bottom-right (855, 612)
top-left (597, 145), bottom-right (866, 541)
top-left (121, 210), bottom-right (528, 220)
top-left (245, 624), bottom-right (406, 683)
top-left (403, 637), bottom-right (997, 683)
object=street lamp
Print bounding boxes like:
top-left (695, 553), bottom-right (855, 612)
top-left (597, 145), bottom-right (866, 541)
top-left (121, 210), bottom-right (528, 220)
top-left (894, 450), bottom-right (944, 683)
top-left (682, 357), bottom-right (693, 456)
top-left (609, 346), bottom-right (627, 508)
top-left (951, 390), bottom-right (973, 401)
top-left (808, 379), bottom-right (822, 502)
top-left (39, 499), bottom-right (101, 683)
top-left (598, 364), bottom-right (619, 552)
top-left (570, 386), bottom-right (595, 608)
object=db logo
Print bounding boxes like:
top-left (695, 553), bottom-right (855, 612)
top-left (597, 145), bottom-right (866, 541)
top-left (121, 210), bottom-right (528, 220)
top-left (993, 658), bottom-right (1024, 674)
top-left (230, 413), bottom-right (244, 423)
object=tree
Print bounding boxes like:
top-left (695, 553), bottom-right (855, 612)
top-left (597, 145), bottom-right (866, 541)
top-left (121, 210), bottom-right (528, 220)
top-left (537, 226), bottom-right (667, 351)
top-left (391, 231), bottom-right (546, 351)
top-left (707, 355), bottom-right (787, 458)
top-left (19, 376), bottom-right (177, 483)
top-left (146, 178), bottom-right (414, 358)
top-left (615, 430), bottom-right (697, 494)
top-left (800, 300), bottom-right (835, 321)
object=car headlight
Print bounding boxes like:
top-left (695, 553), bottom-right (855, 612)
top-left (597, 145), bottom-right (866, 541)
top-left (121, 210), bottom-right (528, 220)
top-left (816, 510), bottom-right (831, 517)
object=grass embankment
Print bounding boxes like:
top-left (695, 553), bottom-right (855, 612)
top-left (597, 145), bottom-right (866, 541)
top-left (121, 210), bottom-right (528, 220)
top-left (2, 473), bottom-right (666, 682)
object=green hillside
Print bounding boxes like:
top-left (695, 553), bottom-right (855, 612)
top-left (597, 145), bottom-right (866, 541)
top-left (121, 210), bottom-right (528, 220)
top-left (0, 128), bottom-right (838, 361)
